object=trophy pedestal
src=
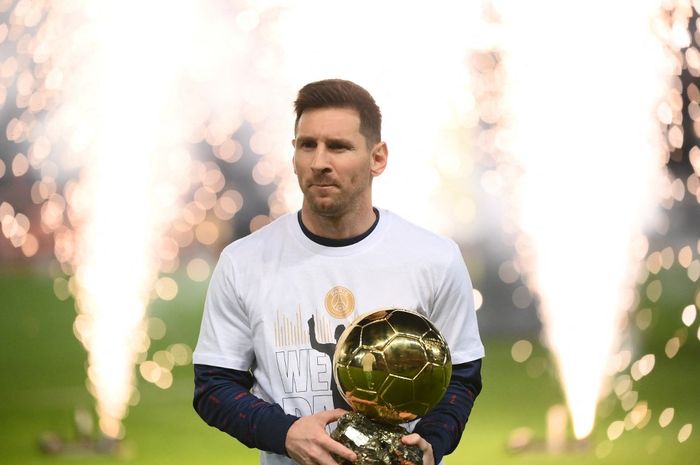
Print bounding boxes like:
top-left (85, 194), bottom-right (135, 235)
top-left (331, 412), bottom-right (422, 465)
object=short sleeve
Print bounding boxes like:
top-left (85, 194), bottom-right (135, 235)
top-left (429, 241), bottom-right (485, 364)
top-left (192, 250), bottom-right (255, 370)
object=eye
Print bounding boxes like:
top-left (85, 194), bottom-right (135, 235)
top-left (297, 139), bottom-right (316, 150)
top-left (328, 142), bottom-right (351, 152)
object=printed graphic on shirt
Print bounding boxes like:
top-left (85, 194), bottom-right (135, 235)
top-left (274, 306), bottom-right (309, 347)
top-left (274, 347), bottom-right (335, 417)
top-left (273, 307), bottom-right (352, 416)
top-left (307, 315), bottom-right (350, 410)
top-left (324, 286), bottom-right (355, 318)
top-left (273, 307), bottom-right (340, 348)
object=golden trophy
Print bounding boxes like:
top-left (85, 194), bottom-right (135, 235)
top-left (332, 309), bottom-right (452, 465)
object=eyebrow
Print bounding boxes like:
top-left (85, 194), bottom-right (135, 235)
top-left (295, 136), bottom-right (355, 148)
top-left (294, 136), bottom-right (315, 145)
top-left (326, 138), bottom-right (354, 148)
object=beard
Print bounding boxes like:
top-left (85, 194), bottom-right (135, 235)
top-left (305, 187), bottom-right (350, 217)
top-left (300, 173), bottom-right (371, 219)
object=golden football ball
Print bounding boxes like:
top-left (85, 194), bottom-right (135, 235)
top-left (333, 308), bottom-right (452, 424)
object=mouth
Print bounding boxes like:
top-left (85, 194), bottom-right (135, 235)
top-left (310, 184), bottom-right (338, 193)
top-left (309, 181), bottom-right (338, 189)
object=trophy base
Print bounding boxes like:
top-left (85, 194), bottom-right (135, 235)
top-left (331, 412), bottom-right (422, 465)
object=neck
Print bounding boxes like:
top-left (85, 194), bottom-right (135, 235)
top-left (300, 205), bottom-right (377, 240)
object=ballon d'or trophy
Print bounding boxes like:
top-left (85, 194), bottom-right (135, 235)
top-left (331, 308), bottom-right (452, 465)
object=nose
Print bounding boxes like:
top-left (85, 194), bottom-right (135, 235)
top-left (310, 145), bottom-right (332, 172)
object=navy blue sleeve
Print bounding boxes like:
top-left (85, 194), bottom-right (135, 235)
top-left (412, 358), bottom-right (483, 464)
top-left (193, 364), bottom-right (299, 455)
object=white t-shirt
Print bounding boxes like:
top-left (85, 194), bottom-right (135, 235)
top-left (194, 209), bottom-right (485, 465)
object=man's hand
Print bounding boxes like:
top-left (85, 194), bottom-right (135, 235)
top-left (285, 408), bottom-right (357, 465)
top-left (402, 433), bottom-right (435, 465)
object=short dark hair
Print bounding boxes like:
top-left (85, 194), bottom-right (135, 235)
top-left (294, 79), bottom-right (382, 146)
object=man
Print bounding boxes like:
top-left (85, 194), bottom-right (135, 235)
top-left (193, 79), bottom-right (484, 465)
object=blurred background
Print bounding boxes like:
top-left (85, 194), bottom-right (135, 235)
top-left (0, 0), bottom-right (698, 464)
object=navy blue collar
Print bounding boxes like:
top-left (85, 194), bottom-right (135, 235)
top-left (297, 208), bottom-right (380, 247)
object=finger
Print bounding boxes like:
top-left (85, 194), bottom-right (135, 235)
top-left (401, 433), bottom-right (423, 446)
top-left (319, 435), bottom-right (357, 463)
top-left (317, 408), bottom-right (349, 424)
top-left (402, 434), bottom-right (434, 465)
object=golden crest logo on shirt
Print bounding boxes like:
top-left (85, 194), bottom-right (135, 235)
top-left (324, 286), bottom-right (355, 318)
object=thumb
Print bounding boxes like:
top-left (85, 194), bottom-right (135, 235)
top-left (402, 433), bottom-right (421, 445)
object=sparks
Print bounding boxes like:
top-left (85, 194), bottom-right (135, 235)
top-left (491, 0), bottom-right (677, 438)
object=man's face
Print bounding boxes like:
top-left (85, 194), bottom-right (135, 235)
top-left (293, 107), bottom-right (386, 219)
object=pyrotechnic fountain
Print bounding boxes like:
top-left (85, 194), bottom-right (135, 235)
top-left (33, 0), bottom-right (209, 444)
top-left (493, 1), bottom-right (672, 440)
top-left (478, 0), bottom-right (699, 445)
top-left (0, 0), bottom-right (296, 448)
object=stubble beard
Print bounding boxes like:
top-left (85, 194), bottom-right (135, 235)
top-left (303, 175), bottom-right (369, 220)
top-left (306, 189), bottom-right (350, 218)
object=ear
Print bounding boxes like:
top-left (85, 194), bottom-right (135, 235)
top-left (370, 141), bottom-right (388, 177)
top-left (291, 139), bottom-right (297, 174)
